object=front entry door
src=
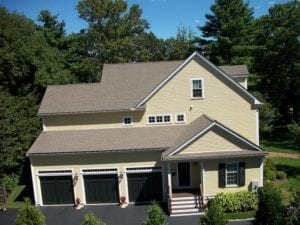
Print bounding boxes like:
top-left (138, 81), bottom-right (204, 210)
top-left (178, 162), bottom-right (191, 187)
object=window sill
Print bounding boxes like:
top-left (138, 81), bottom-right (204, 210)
top-left (191, 97), bottom-right (204, 100)
top-left (122, 124), bottom-right (134, 126)
top-left (225, 184), bottom-right (238, 188)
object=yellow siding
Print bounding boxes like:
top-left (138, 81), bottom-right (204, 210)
top-left (43, 59), bottom-right (256, 143)
top-left (31, 152), bottom-right (162, 205)
top-left (144, 59), bottom-right (256, 143)
top-left (204, 157), bottom-right (262, 196)
top-left (179, 128), bottom-right (250, 155)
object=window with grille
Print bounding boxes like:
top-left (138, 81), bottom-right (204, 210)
top-left (191, 79), bottom-right (203, 98)
top-left (226, 163), bottom-right (238, 186)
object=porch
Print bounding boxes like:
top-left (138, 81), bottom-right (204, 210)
top-left (167, 161), bottom-right (205, 216)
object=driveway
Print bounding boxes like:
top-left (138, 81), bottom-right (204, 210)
top-left (0, 205), bottom-right (253, 225)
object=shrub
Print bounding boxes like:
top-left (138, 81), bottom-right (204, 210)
top-left (0, 174), bottom-right (19, 193)
top-left (254, 184), bottom-right (285, 225)
top-left (214, 191), bottom-right (258, 212)
top-left (142, 202), bottom-right (168, 225)
top-left (288, 122), bottom-right (300, 149)
top-left (200, 199), bottom-right (228, 225)
top-left (16, 198), bottom-right (46, 225)
top-left (81, 212), bottom-right (106, 225)
top-left (265, 170), bottom-right (277, 181)
top-left (277, 171), bottom-right (287, 180)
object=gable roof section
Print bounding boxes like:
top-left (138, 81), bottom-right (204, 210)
top-left (136, 52), bottom-right (260, 108)
top-left (27, 125), bottom-right (186, 155)
top-left (219, 65), bottom-right (249, 77)
top-left (38, 61), bottom-right (183, 115)
top-left (162, 115), bottom-right (266, 160)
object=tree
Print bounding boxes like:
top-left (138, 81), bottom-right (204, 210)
top-left (142, 202), bottom-right (168, 225)
top-left (200, 199), bottom-right (228, 225)
top-left (16, 198), bottom-right (46, 225)
top-left (198, 0), bottom-right (255, 65)
top-left (254, 184), bottom-right (285, 225)
top-left (81, 212), bottom-right (106, 225)
top-left (77, 0), bottom-right (149, 64)
top-left (253, 2), bottom-right (300, 124)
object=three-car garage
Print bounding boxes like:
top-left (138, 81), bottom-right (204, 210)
top-left (38, 167), bottom-right (163, 206)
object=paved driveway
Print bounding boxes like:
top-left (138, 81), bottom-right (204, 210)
top-left (0, 205), bottom-right (253, 225)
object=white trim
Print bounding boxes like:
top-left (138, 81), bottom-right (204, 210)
top-left (136, 52), bottom-right (261, 108)
top-left (177, 162), bottom-right (192, 188)
top-left (37, 169), bottom-right (74, 206)
top-left (125, 166), bottom-right (162, 173)
top-left (200, 161), bottom-right (205, 198)
top-left (124, 170), bottom-right (129, 204)
top-left (30, 159), bottom-right (38, 206)
top-left (146, 114), bottom-right (173, 124)
top-left (259, 160), bottom-right (264, 186)
top-left (190, 78), bottom-right (204, 99)
top-left (122, 116), bottom-right (133, 126)
top-left (175, 113), bottom-right (187, 124)
top-left (256, 108), bottom-right (260, 145)
top-left (225, 162), bottom-right (239, 187)
top-left (80, 173), bottom-right (86, 205)
top-left (214, 123), bottom-right (262, 151)
top-left (137, 52), bottom-right (198, 107)
top-left (42, 118), bottom-right (46, 131)
top-left (81, 168), bottom-right (118, 175)
top-left (170, 123), bottom-right (214, 156)
top-left (167, 162), bottom-right (172, 197)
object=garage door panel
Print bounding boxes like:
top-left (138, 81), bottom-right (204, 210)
top-left (128, 172), bottom-right (163, 203)
top-left (40, 176), bottom-right (74, 205)
top-left (84, 174), bottom-right (118, 203)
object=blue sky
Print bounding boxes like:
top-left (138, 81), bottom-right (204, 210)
top-left (0, 0), bottom-right (290, 39)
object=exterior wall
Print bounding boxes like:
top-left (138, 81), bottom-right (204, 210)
top-left (30, 151), bottom-right (163, 206)
top-left (178, 127), bottom-right (250, 155)
top-left (42, 59), bottom-right (256, 143)
top-left (144, 59), bottom-right (256, 143)
top-left (231, 77), bottom-right (247, 89)
top-left (170, 162), bottom-right (200, 189)
top-left (204, 157), bottom-right (263, 196)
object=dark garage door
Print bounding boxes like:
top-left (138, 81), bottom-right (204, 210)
top-left (127, 172), bottom-right (163, 202)
top-left (40, 176), bottom-right (74, 205)
top-left (84, 174), bottom-right (119, 203)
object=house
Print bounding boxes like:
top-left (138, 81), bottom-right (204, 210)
top-left (27, 52), bottom-right (267, 216)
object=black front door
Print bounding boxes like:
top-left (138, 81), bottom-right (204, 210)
top-left (84, 174), bottom-right (119, 203)
top-left (40, 176), bottom-right (74, 205)
top-left (178, 162), bottom-right (191, 186)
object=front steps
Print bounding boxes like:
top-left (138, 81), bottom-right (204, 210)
top-left (169, 195), bottom-right (203, 216)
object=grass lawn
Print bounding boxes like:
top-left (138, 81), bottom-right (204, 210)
top-left (260, 139), bottom-right (299, 154)
top-left (225, 211), bottom-right (255, 220)
top-left (5, 185), bottom-right (26, 208)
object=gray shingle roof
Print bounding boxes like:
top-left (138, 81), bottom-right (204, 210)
top-left (38, 57), bottom-right (250, 115)
top-left (219, 65), bottom-right (249, 76)
top-left (38, 61), bottom-right (182, 115)
top-left (27, 115), bottom-right (265, 158)
top-left (27, 125), bottom-right (186, 155)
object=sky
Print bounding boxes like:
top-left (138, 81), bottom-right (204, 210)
top-left (0, 0), bottom-right (290, 39)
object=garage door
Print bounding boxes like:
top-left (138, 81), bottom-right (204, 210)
top-left (84, 174), bottom-right (119, 203)
top-left (127, 167), bottom-right (163, 203)
top-left (40, 176), bottom-right (74, 205)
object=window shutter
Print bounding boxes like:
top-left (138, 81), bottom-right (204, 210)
top-left (219, 163), bottom-right (226, 188)
top-left (238, 162), bottom-right (245, 186)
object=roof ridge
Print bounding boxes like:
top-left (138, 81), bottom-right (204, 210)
top-left (103, 60), bottom-right (182, 66)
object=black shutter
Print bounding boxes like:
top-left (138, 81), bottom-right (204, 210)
top-left (238, 162), bottom-right (245, 186)
top-left (219, 163), bottom-right (226, 188)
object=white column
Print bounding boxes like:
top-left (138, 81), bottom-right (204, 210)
top-left (256, 107), bottom-right (260, 145)
top-left (200, 161), bottom-right (205, 204)
top-left (259, 159), bottom-right (264, 187)
top-left (167, 162), bottom-right (172, 198)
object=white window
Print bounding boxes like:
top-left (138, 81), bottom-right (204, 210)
top-left (175, 113), bottom-right (186, 123)
top-left (226, 163), bottom-right (238, 186)
top-left (191, 78), bottom-right (204, 99)
top-left (123, 116), bottom-right (133, 125)
top-left (147, 114), bottom-right (172, 124)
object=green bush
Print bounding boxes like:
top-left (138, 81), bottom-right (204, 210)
top-left (265, 170), bottom-right (277, 181)
top-left (16, 198), bottom-right (46, 225)
top-left (81, 212), bottom-right (106, 225)
top-left (277, 171), bottom-right (287, 180)
top-left (200, 199), bottom-right (228, 225)
top-left (214, 191), bottom-right (258, 212)
top-left (0, 174), bottom-right (19, 193)
top-left (288, 122), bottom-right (300, 149)
top-left (142, 202), bottom-right (168, 225)
top-left (254, 184), bottom-right (285, 225)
